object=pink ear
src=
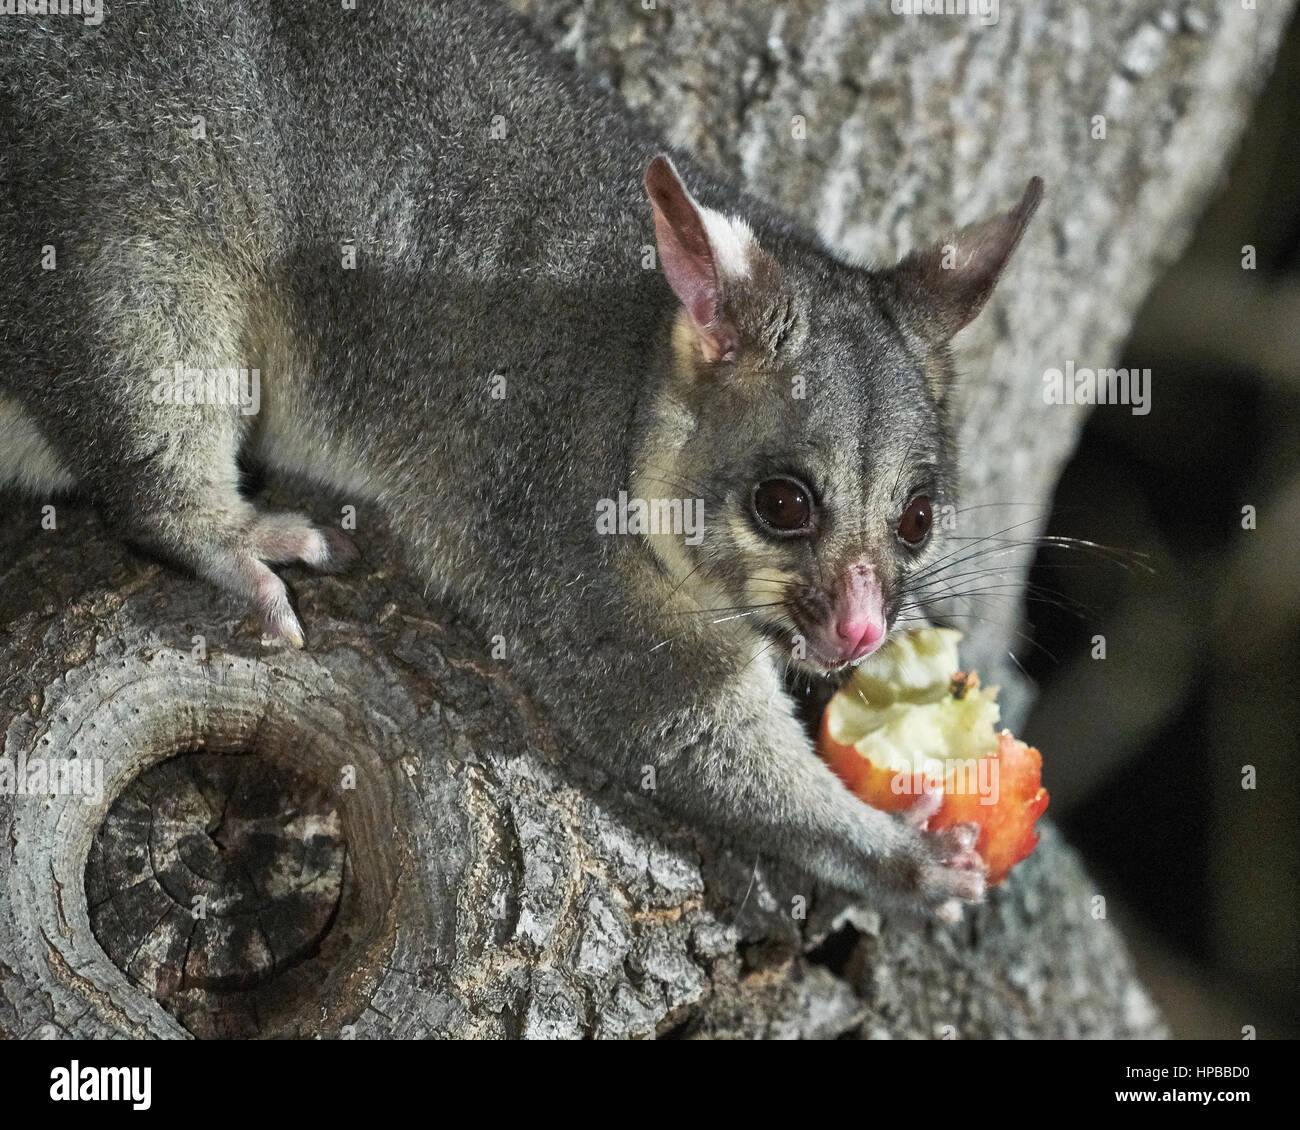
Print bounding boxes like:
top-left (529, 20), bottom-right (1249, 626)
top-left (644, 155), bottom-right (738, 362)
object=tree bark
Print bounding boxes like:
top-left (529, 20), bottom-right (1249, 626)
top-left (1, 0), bottom-right (1291, 1039)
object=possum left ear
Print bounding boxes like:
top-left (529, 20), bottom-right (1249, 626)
top-left (879, 177), bottom-right (1043, 345)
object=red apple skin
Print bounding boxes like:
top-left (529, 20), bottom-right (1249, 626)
top-left (817, 716), bottom-right (1049, 886)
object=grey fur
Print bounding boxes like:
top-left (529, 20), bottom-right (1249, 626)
top-left (0, 0), bottom-right (1039, 914)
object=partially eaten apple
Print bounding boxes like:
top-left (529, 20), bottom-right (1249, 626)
top-left (817, 628), bottom-right (1048, 886)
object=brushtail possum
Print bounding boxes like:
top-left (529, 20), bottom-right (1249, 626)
top-left (0, 1), bottom-right (1041, 917)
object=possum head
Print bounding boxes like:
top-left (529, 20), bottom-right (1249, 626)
top-left (634, 155), bottom-right (1042, 673)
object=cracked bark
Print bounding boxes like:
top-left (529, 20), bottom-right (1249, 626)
top-left (1, 0), bottom-right (1292, 1038)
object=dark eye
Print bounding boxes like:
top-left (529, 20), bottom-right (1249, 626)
top-left (898, 495), bottom-right (933, 546)
top-left (752, 476), bottom-right (814, 534)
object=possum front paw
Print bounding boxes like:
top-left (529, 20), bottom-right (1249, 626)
top-left (224, 516), bottom-right (359, 647)
top-left (916, 822), bottom-right (987, 921)
top-left (227, 516), bottom-right (358, 647)
top-left (903, 791), bottom-right (987, 920)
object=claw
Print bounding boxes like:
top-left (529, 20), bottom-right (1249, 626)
top-left (260, 604), bottom-right (305, 649)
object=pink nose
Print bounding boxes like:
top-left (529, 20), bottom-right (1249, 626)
top-left (836, 617), bottom-right (884, 659)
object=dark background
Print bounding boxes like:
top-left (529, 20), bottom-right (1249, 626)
top-left (1021, 10), bottom-right (1300, 1039)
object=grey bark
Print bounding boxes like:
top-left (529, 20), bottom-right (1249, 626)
top-left (1, 0), bottom-right (1291, 1038)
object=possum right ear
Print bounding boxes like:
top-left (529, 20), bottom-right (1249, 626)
top-left (880, 176), bottom-right (1043, 346)
top-left (644, 155), bottom-right (751, 364)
